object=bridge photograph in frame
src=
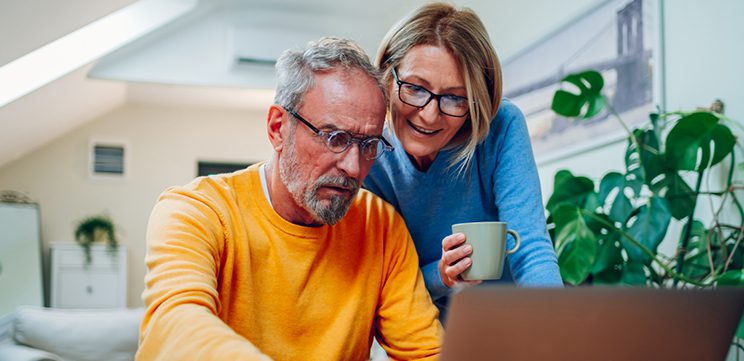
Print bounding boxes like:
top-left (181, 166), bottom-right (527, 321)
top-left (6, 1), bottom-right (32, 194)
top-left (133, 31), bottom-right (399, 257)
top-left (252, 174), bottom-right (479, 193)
top-left (503, 0), bottom-right (661, 164)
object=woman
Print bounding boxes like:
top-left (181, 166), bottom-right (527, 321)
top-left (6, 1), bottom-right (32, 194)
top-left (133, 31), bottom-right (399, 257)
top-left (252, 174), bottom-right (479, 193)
top-left (364, 2), bottom-right (563, 317)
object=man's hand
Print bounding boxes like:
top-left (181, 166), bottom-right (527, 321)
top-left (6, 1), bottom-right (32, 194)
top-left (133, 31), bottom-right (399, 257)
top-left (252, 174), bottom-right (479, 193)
top-left (438, 233), bottom-right (482, 288)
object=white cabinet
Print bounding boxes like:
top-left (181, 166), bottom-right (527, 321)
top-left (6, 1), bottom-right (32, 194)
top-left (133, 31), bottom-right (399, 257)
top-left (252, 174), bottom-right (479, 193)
top-left (50, 243), bottom-right (127, 308)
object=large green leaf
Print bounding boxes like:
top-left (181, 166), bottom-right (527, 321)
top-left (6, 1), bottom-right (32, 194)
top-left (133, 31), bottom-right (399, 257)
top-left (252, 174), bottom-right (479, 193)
top-left (554, 169), bottom-right (574, 187)
top-left (681, 220), bottom-right (707, 251)
top-left (552, 205), bottom-right (591, 248)
top-left (726, 239), bottom-right (744, 270)
top-left (625, 129), bottom-right (664, 187)
top-left (681, 252), bottom-right (711, 279)
top-left (665, 112), bottom-right (736, 171)
top-left (705, 124), bottom-right (737, 169)
top-left (622, 260), bottom-right (647, 285)
top-left (717, 270), bottom-right (744, 286)
top-left (583, 211), bottom-right (613, 234)
top-left (551, 70), bottom-right (605, 119)
top-left (649, 171), bottom-right (695, 220)
top-left (609, 194), bottom-right (634, 224)
top-left (591, 234), bottom-right (624, 285)
top-left (596, 172), bottom-right (635, 224)
top-left (552, 205), bottom-right (598, 285)
top-left (624, 197), bottom-right (672, 264)
top-left (547, 171), bottom-right (597, 214)
top-left (598, 172), bottom-right (623, 205)
top-left (684, 226), bottom-right (724, 279)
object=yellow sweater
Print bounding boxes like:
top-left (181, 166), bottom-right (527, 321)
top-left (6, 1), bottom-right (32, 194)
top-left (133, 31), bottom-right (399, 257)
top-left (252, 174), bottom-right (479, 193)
top-left (137, 164), bottom-right (442, 361)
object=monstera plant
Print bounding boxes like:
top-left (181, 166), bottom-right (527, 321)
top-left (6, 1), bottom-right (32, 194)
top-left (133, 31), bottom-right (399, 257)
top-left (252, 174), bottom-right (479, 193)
top-left (547, 70), bottom-right (744, 341)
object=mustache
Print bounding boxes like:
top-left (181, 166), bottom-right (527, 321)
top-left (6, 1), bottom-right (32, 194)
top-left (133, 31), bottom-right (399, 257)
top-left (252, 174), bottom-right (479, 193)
top-left (314, 175), bottom-right (360, 192)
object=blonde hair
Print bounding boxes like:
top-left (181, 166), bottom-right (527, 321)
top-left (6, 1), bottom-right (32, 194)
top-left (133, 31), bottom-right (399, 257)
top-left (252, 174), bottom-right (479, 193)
top-left (376, 2), bottom-right (502, 174)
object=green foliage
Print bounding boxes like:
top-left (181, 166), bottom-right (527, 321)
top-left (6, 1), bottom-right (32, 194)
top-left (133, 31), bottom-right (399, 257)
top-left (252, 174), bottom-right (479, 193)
top-left (552, 204), bottom-right (598, 284)
top-left (74, 214), bottom-right (118, 266)
top-left (549, 69), bottom-right (744, 340)
top-left (665, 112), bottom-right (736, 171)
top-left (549, 70), bottom-right (743, 287)
top-left (551, 71), bottom-right (605, 118)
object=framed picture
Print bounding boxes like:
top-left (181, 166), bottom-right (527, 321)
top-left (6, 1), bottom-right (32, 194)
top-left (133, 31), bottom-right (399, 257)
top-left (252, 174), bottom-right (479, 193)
top-left (502, 0), bottom-right (663, 164)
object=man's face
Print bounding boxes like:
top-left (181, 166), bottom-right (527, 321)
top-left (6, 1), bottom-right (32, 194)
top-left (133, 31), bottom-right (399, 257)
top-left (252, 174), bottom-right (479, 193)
top-left (278, 68), bottom-right (386, 225)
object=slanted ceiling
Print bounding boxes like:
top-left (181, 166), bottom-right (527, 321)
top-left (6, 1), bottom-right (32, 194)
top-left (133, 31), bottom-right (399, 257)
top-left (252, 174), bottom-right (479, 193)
top-left (0, 0), bottom-right (138, 66)
top-left (0, 0), bottom-right (136, 169)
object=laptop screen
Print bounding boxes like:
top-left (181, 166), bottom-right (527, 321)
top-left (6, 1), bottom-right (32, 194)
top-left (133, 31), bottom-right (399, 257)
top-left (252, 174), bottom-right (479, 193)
top-left (441, 287), bottom-right (744, 361)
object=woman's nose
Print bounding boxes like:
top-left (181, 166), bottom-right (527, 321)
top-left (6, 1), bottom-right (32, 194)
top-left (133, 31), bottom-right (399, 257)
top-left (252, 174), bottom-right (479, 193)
top-left (418, 97), bottom-right (441, 123)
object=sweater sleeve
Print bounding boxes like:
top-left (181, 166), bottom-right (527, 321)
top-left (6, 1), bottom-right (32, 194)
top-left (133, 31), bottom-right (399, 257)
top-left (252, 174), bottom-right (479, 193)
top-left (375, 214), bottom-right (443, 360)
top-left (420, 260), bottom-right (450, 301)
top-left (491, 102), bottom-right (563, 286)
top-left (136, 188), bottom-right (272, 361)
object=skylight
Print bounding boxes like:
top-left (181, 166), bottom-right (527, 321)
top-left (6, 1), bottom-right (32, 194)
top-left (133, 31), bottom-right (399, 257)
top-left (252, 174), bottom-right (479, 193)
top-left (0, 0), bottom-right (196, 108)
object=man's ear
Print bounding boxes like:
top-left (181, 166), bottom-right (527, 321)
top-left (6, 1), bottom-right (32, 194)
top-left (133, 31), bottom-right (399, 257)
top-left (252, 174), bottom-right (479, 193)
top-left (267, 104), bottom-right (287, 152)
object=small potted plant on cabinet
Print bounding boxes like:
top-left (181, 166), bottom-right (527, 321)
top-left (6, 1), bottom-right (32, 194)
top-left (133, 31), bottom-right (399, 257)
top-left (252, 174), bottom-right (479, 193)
top-left (74, 214), bottom-right (118, 266)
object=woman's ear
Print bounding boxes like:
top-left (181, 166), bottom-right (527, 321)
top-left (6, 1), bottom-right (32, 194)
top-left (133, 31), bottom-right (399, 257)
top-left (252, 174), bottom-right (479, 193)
top-left (267, 105), bottom-right (286, 152)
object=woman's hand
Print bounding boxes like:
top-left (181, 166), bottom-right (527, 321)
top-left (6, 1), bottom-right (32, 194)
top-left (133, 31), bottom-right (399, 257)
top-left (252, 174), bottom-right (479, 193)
top-left (438, 233), bottom-right (482, 288)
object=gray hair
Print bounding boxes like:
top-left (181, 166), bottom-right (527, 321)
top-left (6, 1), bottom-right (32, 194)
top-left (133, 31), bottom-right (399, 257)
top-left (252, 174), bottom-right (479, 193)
top-left (274, 36), bottom-right (387, 111)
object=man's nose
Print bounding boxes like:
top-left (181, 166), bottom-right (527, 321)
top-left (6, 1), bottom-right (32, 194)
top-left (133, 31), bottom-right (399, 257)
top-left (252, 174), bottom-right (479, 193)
top-left (336, 143), bottom-right (364, 180)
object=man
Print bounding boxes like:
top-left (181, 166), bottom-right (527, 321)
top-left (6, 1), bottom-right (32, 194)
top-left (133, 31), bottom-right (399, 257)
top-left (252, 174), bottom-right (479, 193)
top-left (136, 37), bottom-right (442, 360)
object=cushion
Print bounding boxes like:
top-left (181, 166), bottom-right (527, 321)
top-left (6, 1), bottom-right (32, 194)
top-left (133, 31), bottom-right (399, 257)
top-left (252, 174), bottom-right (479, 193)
top-left (0, 343), bottom-right (62, 361)
top-left (0, 313), bottom-right (12, 344)
top-left (12, 306), bottom-right (143, 361)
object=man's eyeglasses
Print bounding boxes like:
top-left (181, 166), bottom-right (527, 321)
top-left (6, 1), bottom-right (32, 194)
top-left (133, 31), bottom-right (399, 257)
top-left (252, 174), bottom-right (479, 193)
top-left (391, 67), bottom-right (470, 117)
top-left (285, 108), bottom-right (394, 160)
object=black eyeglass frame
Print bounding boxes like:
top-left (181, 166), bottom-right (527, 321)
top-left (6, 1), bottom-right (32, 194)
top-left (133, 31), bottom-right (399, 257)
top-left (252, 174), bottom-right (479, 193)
top-left (284, 107), bottom-right (394, 160)
top-left (391, 67), bottom-right (470, 118)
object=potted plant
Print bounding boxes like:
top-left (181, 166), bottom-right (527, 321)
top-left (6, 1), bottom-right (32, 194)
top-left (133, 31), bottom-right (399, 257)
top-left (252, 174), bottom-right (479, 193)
top-left (547, 70), bottom-right (743, 343)
top-left (74, 214), bottom-right (118, 266)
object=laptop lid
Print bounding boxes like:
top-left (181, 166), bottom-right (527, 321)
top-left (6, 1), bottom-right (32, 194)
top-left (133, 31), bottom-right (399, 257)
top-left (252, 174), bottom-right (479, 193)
top-left (441, 287), bottom-right (744, 361)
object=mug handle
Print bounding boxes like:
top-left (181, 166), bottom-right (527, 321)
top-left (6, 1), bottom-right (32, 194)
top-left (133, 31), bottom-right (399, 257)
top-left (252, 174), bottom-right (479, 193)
top-left (506, 229), bottom-right (521, 254)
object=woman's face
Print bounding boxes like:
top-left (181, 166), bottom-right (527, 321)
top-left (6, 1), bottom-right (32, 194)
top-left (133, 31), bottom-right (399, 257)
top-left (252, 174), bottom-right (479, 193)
top-left (391, 44), bottom-right (468, 170)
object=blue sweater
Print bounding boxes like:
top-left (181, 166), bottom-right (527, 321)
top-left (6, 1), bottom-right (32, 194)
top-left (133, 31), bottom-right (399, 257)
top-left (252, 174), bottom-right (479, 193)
top-left (365, 99), bottom-right (562, 313)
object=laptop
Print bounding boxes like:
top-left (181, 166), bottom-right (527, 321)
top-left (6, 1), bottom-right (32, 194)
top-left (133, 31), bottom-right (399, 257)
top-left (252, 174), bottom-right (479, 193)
top-left (441, 286), bottom-right (744, 361)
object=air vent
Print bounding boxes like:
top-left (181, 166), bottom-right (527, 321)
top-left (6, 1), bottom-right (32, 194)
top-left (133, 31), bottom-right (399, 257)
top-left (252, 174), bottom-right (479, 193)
top-left (89, 139), bottom-right (128, 179)
top-left (230, 26), bottom-right (324, 67)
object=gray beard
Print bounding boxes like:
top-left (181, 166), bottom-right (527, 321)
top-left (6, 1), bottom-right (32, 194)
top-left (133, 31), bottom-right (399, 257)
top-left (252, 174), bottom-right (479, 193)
top-left (278, 140), bottom-right (359, 225)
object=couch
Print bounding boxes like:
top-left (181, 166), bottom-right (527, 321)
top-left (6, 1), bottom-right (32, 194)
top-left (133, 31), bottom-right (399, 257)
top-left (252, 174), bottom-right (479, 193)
top-left (0, 306), bottom-right (143, 361)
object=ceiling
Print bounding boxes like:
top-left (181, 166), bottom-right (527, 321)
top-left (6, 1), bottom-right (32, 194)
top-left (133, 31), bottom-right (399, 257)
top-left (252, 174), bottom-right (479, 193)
top-left (0, 0), bottom-right (599, 169)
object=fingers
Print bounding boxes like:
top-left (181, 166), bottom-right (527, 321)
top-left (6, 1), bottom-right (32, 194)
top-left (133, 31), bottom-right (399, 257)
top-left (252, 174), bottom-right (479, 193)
top-left (440, 233), bottom-right (475, 288)
top-left (442, 243), bottom-right (472, 270)
top-left (442, 233), bottom-right (467, 252)
top-left (443, 256), bottom-right (472, 281)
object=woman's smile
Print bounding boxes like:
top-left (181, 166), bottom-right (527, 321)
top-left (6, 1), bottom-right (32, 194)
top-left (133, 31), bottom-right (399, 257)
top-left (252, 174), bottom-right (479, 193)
top-left (407, 119), bottom-right (442, 136)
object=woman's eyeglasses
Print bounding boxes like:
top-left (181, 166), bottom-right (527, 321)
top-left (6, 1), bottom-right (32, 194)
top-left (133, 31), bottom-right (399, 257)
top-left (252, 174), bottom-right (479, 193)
top-left (391, 67), bottom-right (470, 117)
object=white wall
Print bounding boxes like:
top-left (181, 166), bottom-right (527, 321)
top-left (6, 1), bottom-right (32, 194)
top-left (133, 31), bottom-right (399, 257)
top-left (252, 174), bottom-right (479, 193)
top-left (664, 0), bottom-right (744, 120)
top-left (0, 103), bottom-right (273, 307)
